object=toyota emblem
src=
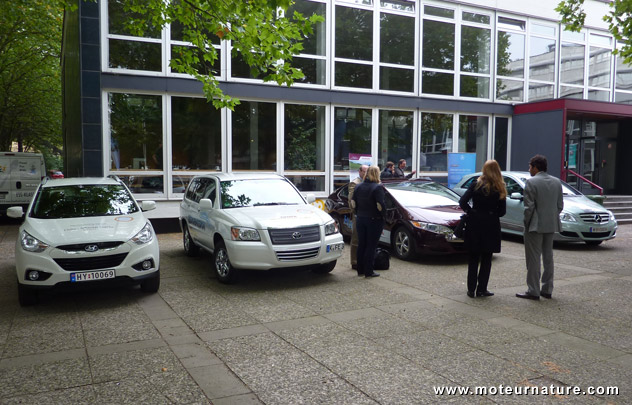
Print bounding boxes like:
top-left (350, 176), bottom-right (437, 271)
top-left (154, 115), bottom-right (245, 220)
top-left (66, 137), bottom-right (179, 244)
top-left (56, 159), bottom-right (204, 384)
top-left (85, 244), bottom-right (99, 252)
top-left (291, 232), bottom-right (302, 240)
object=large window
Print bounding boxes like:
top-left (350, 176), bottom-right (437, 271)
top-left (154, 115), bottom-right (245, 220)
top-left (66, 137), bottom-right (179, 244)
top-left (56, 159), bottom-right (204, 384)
top-left (379, 3), bottom-right (416, 92)
top-left (420, 113), bottom-right (452, 172)
top-left (231, 102), bottom-right (277, 171)
top-left (528, 23), bottom-right (557, 101)
top-left (588, 33), bottom-right (612, 101)
top-left (378, 110), bottom-right (414, 170)
top-left (460, 11), bottom-right (491, 98)
top-left (284, 104), bottom-right (326, 191)
top-left (288, 0), bottom-right (327, 85)
top-left (560, 30), bottom-right (585, 98)
top-left (458, 115), bottom-right (489, 171)
top-left (171, 97), bottom-right (221, 171)
top-left (615, 41), bottom-right (632, 103)
top-left (422, 6), bottom-right (455, 96)
top-left (496, 17), bottom-right (525, 102)
top-left (170, 19), bottom-right (221, 78)
top-left (333, 107), bottom-right (372, 171)
top-left (335, 4), bottom-right (373, 88)
top-left (494, 117), bottom-right (509, 170)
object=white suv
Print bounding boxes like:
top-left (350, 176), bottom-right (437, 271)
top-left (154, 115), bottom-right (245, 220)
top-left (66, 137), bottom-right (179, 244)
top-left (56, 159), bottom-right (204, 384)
top-left (179, 173), bottom-right (344, 283)
top-left (7, 177), bottom-right (160, 305)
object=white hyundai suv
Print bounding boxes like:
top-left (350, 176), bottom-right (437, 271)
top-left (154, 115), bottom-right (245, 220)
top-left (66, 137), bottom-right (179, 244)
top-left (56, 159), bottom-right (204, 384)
top-left (7, 177), bottom-right (160, 306)
top-left (179, 173), bottom-right (344, 283)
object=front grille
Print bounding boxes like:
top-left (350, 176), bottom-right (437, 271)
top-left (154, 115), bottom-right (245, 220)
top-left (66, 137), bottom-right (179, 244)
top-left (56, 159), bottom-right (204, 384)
top-left (579, 212), bottom-right (610, 224)
top-left (276, 247), bottom-right (320, 261)
top-left (581, 231), bottom-right (611, 238)
top-left (56, 241), bottom-right (125, 252)
top-left (560, 231), bottom-right (579, 238)
top-left (54, 253), bottom-right (128, 271)
top-left (268, 226), bottom-right (320, 245)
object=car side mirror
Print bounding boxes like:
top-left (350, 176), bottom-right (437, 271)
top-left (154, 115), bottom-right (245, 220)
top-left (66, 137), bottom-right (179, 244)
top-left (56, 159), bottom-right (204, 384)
top-left (199, 198), bottom-right (213, 210)
top-left (305, 193), bottom-right (316, 203)
top-left (140, 200), bottom-right (156, 211)
top-left (510, 192), bottom-right (523, 201)
top-left (6, 206), bottom-right (24, 218)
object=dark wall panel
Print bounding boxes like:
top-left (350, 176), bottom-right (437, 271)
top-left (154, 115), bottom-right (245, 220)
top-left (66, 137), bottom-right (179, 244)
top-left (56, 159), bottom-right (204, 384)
top-left (511, 110), bottom-right (564, 178)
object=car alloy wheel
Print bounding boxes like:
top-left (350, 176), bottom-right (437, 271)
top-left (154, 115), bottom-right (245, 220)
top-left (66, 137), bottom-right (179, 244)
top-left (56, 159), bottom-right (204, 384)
top-left (214, 241), bottom-right (238, 284)
top-left (183, 225), bottom-right (199, 257)
top-left (393, 226), bottom-right (416, 260)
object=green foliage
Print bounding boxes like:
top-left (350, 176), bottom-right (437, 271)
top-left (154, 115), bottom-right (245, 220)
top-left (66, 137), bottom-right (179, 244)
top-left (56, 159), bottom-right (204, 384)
top-left (123, 0), bottom-right (324, 110)
top-left (0, 0), bottom-right (65, 154)
top-left (557, 0), bottom-right (632, 65)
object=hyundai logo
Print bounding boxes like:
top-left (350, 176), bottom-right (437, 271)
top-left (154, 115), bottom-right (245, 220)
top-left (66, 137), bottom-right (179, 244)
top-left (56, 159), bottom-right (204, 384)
top-left (85, 244), bottom-right (99, 252)
top-left (291, 232), bottom-right (302, 240)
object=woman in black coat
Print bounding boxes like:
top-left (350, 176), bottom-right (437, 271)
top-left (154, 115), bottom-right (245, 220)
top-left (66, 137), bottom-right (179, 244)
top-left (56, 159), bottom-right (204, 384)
top-left (458, 160), bottom-right (507, 298)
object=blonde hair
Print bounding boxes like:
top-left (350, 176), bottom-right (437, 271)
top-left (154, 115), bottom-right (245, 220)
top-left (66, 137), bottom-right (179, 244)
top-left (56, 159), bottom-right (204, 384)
top-left (476, 160), bottom-right (507, 199)
top-left (364, 166), bottom-right (381, 183)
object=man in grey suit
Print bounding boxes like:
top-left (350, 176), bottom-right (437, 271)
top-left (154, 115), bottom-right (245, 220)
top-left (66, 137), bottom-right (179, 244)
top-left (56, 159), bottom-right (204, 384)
top-left (349, 164), bottom-right (368, 272)
top-left (517, 155), bottom-right (563, 300)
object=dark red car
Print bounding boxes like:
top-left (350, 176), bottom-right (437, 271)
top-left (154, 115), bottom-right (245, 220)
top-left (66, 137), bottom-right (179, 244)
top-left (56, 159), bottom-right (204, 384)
top-left (325, 179), bottom-right (466, 260)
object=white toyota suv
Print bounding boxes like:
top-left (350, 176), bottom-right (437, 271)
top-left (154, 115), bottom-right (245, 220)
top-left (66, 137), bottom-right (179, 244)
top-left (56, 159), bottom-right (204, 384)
top-left (179, 173), bottom-right (344, 283)
top-left (7, 177), bottom-right (160, 305)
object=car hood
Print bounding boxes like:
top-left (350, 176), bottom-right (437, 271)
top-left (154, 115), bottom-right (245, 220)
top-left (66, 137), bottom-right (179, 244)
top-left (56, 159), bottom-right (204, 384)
top-left (23, 213), bottom-right (147, 245)
top-left (563, 195), bottom-right (610, 213)
top-left (405, 205), bottom-right (463, 225)
top-left (224, 204), bottom-right (333, 229)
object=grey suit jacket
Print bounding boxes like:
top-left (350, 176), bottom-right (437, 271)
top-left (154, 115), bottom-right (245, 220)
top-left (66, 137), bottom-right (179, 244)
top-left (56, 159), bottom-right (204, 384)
top-left (523, 172), bottom-right (564, 233)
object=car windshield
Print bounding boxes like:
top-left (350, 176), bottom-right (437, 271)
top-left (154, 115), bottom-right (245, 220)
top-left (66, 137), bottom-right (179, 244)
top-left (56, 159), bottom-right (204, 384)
top-left (30, 184), bottom-right (139, 219)
top-left (388, 188), bottom-right (460, 208)
top-left (386, 181), bottom-right (461, 203)
top-left (516, 176), bottom-right (581, 196)
top-left (220, 179), bottom-right (305, 208)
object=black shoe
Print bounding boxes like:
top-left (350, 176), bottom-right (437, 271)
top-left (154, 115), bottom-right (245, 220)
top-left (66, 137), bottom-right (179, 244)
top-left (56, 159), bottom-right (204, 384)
top-left (476, 290), bottom-right (494, 297)
top-left (365, 272), bottom-right (380, 278)
top-left (357, 271), bottom-right (364, 277)
top-left (541, 292), bottom-right (552, 299)
top-left (467, 291), bottom-right (475, 298)
top-left (352, 264), bottom-right (358, 270)
top-left (516, 292), bottom-right (540, 300)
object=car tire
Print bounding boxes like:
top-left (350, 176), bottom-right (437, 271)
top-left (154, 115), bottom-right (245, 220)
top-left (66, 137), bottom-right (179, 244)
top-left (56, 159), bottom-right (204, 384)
top-left (140, 271), bottom-right (160, 293)
top-left (17, 283), bottom-right (38, 306)
top-left (313, 260), bottom-right (337, 274)
top-left (214, 240), bottom-right (239, 284)
top-left (183, 225), bottom-right (200, 257)
top-left (585, 240), bottom-right (603, 246)
top-left (393, 226), bottom-right (417, 260)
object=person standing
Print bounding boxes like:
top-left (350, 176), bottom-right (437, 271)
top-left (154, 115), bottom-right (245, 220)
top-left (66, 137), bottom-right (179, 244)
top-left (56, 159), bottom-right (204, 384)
top-left (517, 155), bottom-right (563, 300)
top-left (458, 160), bottom-right (507, 298)
top-left (352, 166), bottom-right (385, 278)
top-left (348, 164), bottom-right (368, 271)
top-left (381, 161), bottom-right (394, 179)
top-left (393, 159), bottom-right (416, 179)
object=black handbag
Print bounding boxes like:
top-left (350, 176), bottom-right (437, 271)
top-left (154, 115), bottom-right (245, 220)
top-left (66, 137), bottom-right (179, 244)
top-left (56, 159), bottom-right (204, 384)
top-left (454, 214), bottom-right (468, 239)
top-left (373, 248), bottom-right (390, 270)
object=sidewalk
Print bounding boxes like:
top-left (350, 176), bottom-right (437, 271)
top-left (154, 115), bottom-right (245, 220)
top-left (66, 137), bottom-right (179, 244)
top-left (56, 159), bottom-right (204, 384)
top-left (0, 219), bottom-right (630, 404)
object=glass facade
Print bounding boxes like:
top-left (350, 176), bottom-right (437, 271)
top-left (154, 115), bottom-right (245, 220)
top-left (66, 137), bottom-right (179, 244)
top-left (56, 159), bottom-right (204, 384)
top-left (100, 0), bottom-right (621, 200)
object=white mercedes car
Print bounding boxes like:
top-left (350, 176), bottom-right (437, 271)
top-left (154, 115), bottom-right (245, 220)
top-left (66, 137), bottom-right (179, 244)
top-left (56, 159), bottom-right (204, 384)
top-left (179, 173), bottom-right (344, 283)
top-left (7, 177), bottom-right (160, 306)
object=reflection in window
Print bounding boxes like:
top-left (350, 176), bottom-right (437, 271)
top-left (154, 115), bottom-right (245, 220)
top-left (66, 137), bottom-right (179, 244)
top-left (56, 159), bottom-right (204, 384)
top-left (461, 26), bottom-right (490, 74)
top-left (458, 115), bottom-right (489, 171)
top-left (529, 37), bottom-right (555, 82)
top-left (108, 0), bottom-right (160, 38)
top-left (171, 45), bottom-right (219, 76)
top-left (378, 110), bottom-right (413, 171)
top-left (460, 76), bottom-right (489, 98)
top-left (560, 42), bottom-right (585, 85)
top-left (496, 31), bottom-right (524, 78)
top-left (380, 13), bottom-right (415, 65)
top-left (109, 93), bottom-right (162, 171)
top-left (284, 104), bottom-right (326, 171)
top-left (528, 83), bottom-right (554, 101)
top-left (496, 78), bottom-right (523, 101)
top-left (494, 117), bottom-right (508, 170)
top-left (588, 47), bottom-right (611, 88)
top-left (293, 57), bottom-right (326, 85)
top-left (335, 62), bottom-right (372, 88)
top-left (616, 54), bottom-right (632, 91)
top-left (420, 113), bottom-right (453, 172)
top-left (587, 89), bottom-right (610, 101)
top-left (109, 39), bottom-right (162, 71)
top-left (289, 0), bottom-right (326, 56)
top-left (335, 6), bottom-right (372, 61)
top-left (333, 108), bottom-right (372, 171)
top-left (422, 72), bottom-right (453, 95)
top-left (171, 97), bottom-right (221, 171)
top-left (232, 101), bottom-right (276, 170)
top-left (560, 86), bottom-right (583, 99)
top-left (422, 20), bottom-right (454, 70)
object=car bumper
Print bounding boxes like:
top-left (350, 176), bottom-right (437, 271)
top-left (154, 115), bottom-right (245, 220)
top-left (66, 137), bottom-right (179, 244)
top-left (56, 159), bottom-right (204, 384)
top-left (412, 229), bottom-right (467, 255)
top-left (225, 234), bottom-right (344, 270)
top-left (15, 240), bottom-right (160, 287)
top-left (556, 222), bottom-right (618, 242)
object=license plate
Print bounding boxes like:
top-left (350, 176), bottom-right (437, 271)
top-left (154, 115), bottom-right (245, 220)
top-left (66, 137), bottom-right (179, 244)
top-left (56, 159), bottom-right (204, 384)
top-left (70, 270), bottom-right (115, 282)
top-left (589, 227), bottom-right (607, 233)
top-left (327, 243), bottom-right (344, 252)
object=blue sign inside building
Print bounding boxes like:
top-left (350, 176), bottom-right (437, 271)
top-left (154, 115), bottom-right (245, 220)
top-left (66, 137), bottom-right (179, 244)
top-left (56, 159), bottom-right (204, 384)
top-left (447, 153), bottom-right (476, 189)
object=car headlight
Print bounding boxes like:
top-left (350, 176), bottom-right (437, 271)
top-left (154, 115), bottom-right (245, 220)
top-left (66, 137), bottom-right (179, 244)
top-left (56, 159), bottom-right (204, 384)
top-left (559, 211), bottom-right (577, 222)
top-left (20, 231), bottom-right (49, 253)
top-left (231, 226), bottom-right (261, 241)
top-left (131, 222), bottom-right (154, 245)
top-left (324, 220), bottom-right (339, 236)
top-left (410, 221), bottom-right (453, 235)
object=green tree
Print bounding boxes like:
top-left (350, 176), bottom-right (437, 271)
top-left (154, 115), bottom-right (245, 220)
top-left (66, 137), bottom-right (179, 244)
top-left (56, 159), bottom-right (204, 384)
top-left (556, 0), bottom-right (632, 64)
top-left (0, 0), bottom-right (64, 162)
top-left (123, 0), bottom-right (323, 109)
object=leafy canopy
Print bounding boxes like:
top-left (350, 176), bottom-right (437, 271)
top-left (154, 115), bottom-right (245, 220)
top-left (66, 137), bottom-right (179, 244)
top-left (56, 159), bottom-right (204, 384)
top-left (123, 0), bottom-right (324, 109)
top-left (556, 0), bottom-right (632, 65)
